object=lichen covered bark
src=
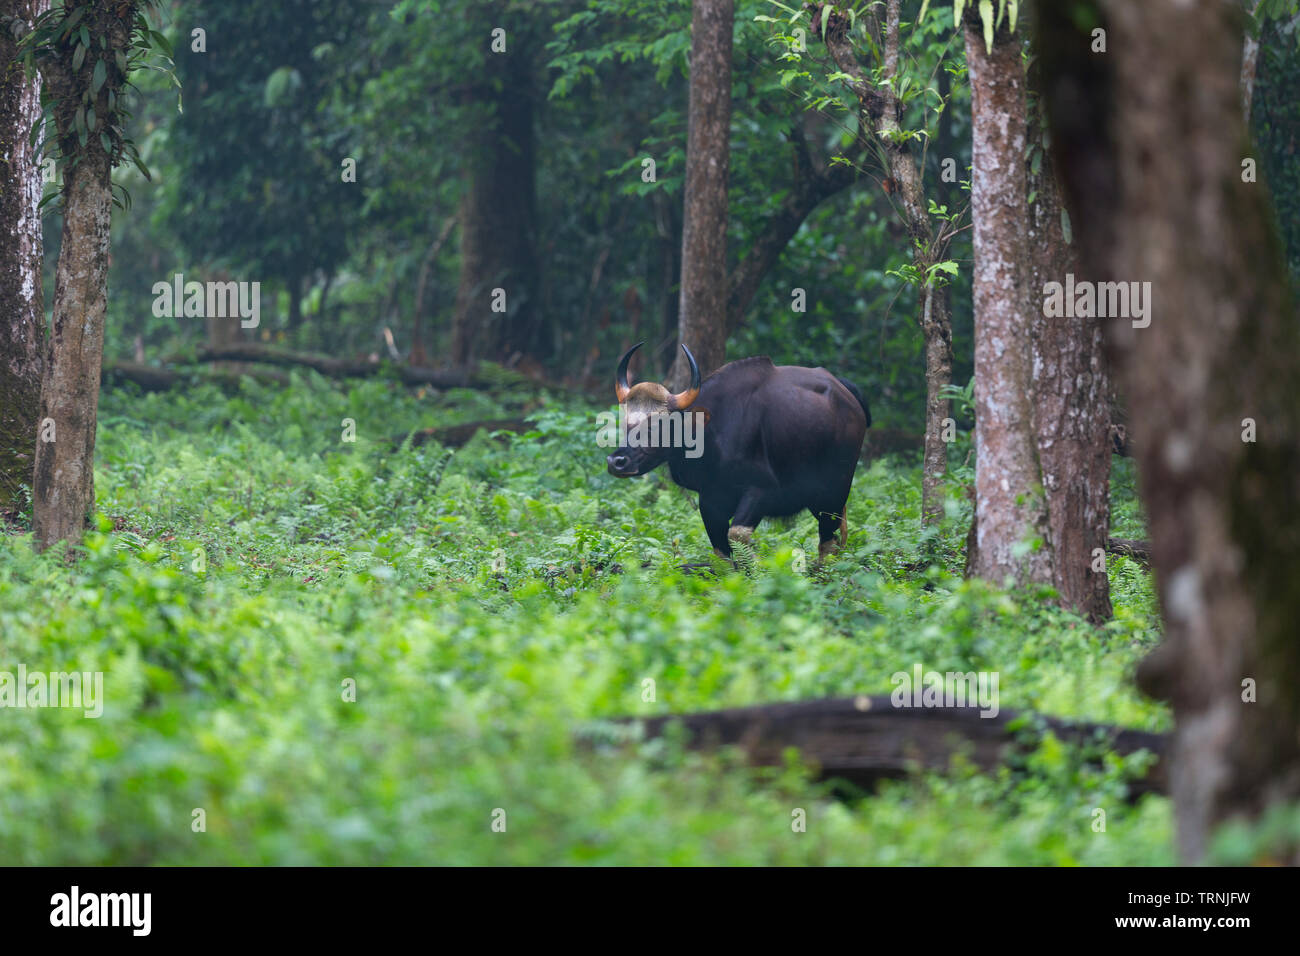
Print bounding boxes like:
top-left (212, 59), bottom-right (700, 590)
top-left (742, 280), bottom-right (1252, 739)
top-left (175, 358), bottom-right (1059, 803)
top-left (0, 0), bottom-right (48, 511)
top-left (967, 18), bottom-right (1052, 587)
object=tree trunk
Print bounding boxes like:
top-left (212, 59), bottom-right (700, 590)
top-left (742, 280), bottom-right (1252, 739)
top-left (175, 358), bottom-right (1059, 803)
top-left (1241, 1), bottom-right (1262, 126)
top-left (966, 18), bottom-right (1052, 586)
top-left (920, 284), bottom-right (954, 526)
top-left (286, 273), bottom-right (302, 332)
top-left (0, 0), bottom-right (47, 512)
top-left (655, 191), bottom-right (680, 376)
top-left (32, 145), bottom-right (112, 551)
top-left (411, 215), bottom-right (457, 367)
top-left (817, 0), bottom-right (954, 526)
top-left (668, 0), bottom-right (732, 388)
top-left (1026, 86), bottom-right (1113, 623)
top-left (450, 33), bottom-right (538, 368)
top-left (1037, 0), bottom-right (1300, 863)
top-left (205, 268), bottom-right (242, 350)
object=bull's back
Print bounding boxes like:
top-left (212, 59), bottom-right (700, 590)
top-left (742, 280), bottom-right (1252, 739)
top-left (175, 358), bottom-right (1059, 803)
top-left (697, 361), bottom-right (866, 499)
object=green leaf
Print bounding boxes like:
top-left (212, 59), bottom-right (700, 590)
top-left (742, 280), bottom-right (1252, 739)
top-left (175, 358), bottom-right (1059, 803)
top-left (100, 131), bottom-right (112, 155)
top-left (980, 0), bottom-right (994, 53)
top-left (148, 29), bottom-right (173, 59)
top-left (92, 58), bottom-right (107, 95)
top-left (72, 43), bottom-right (86, 72)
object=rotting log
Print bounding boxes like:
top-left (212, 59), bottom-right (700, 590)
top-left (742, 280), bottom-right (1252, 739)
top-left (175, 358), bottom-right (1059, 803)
top-left (102, 360), bottom-right (291, 392)
top-left (594, 695), bottom-right (1167, 799)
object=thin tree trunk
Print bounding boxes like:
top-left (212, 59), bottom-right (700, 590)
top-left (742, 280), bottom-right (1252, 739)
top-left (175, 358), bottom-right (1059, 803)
top-left (411, 215), bottom-right (457, 366)
top-left (286, 273), bottom-right (302, 331)
top-left (818, 0), bottom-right (953, 526)
top-left (966, 17), bottom-right (1051, 586)
top-left (655, 191), bottom-right (680, 375)
top-left (668, 0), bottom-right (732, 387)
top-left (920, 284), bottom-right (954, 527)
top-left (1038, 0), bottom-right (1300, 863)
top-left (0, 0), bottom-right (47, 512)
top-left (32, 145), bottom-right (112, 551)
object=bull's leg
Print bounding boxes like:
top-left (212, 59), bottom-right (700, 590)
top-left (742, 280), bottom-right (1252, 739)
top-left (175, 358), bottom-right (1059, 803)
top-left (814, 506), bottom-right (848, 562)
top-left (728, 490), bottom-right (767, 551)
top-left (700, 494), bottom-right (737, 560)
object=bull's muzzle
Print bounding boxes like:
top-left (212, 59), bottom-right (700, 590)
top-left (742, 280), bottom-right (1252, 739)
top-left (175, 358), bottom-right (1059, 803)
top-left (606, 453), bottom-right (638, 477)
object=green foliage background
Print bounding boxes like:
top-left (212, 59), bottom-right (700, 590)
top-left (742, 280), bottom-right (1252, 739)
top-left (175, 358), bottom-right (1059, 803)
top-left (0, 377), bottom-right (1172, 864)
top-left (11, 0), bottom-right (1299, 866)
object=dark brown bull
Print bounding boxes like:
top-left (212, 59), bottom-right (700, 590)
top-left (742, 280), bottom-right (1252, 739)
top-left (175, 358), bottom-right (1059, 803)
top-left (606, 343), bottom-right (870, 561)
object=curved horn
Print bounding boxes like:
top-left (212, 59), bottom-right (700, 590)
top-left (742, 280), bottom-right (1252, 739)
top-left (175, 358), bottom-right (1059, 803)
top-left (615, 341), bottom-right (643, 403)
top-left (668, 344), bottom-right (701, 410)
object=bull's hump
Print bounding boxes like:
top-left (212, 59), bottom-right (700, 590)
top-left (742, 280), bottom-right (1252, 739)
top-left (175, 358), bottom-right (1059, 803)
top-left (710, 355), bottom-right (775, 377)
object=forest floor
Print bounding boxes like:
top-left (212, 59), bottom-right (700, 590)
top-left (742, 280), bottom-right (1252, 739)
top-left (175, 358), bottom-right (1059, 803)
top-left (0, 373), bottom-right (1174, 864)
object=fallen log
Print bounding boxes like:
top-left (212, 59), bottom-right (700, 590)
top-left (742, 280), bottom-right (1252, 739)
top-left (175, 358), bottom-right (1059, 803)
top-left (103, 360), bottom-right (290, 392)
top-left (595, 695), bottom-right (1167, 798)
top-left (1107, 537), bottom-right (1151, 566)
top-left (195, 344), bottom-right (499, 389)
top-left (387, 418), bottom-right (534, 448)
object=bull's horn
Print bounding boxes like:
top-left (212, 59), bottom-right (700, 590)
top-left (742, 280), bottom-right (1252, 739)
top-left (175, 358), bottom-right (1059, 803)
top-left (615, 341), bottom-right (644, 403)
top-left (668, 344), bottom-right (701, 410)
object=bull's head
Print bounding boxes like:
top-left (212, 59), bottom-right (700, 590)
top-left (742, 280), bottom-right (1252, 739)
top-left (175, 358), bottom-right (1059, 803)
top-left (606, 342), bottom-right (705, 477)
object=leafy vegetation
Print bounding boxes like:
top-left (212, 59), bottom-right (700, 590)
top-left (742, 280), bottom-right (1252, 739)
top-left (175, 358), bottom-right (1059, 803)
top-left (0, 377), bottom-right (1169, 864)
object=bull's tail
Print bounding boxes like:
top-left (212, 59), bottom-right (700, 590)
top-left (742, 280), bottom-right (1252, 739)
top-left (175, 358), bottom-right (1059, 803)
top-left (836, 376), bottom-right (872, 428)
